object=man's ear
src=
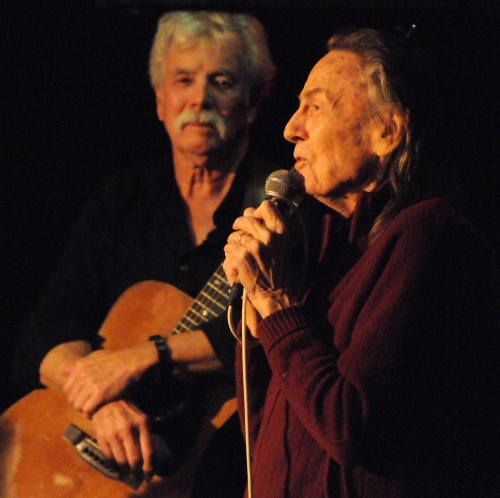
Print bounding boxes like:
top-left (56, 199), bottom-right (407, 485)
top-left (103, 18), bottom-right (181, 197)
top-left (246, 106), bottom-right (258, 125)
top-left (374, 110), bottom-right (407, 158)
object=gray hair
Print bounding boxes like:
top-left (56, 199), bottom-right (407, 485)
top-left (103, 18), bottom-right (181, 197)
top-left (327, 28), bottom-right (445, 240)
top-left (148, 10), bottom-right (276, 106)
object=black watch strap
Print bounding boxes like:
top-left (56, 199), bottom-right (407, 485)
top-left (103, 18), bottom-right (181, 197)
top-left (148, 335), bottom-right (173, 378)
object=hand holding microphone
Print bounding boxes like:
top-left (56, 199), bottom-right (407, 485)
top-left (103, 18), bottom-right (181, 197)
top-left (224, 169), bottom-right (305, 322)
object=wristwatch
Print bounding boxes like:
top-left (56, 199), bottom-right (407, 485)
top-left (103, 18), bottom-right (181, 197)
top-left (148, 334), bottom-right (173, 378)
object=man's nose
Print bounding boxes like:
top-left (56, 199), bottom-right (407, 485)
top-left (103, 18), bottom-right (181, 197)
top-left (190, 80), bottom-right (214, 109)
top-left (284, 110), bottom-right (305, 143)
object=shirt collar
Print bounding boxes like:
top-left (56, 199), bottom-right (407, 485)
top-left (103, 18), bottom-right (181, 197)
top-left (348, 180), bottom-right (391, 251)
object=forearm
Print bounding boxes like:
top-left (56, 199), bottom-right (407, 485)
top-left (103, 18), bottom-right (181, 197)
top-left (168, 330), bottom-right (223, 373)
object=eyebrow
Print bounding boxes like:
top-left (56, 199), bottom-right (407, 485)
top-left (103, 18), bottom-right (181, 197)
top-left (298, 87), bottom-right (326, 101)
top-left (171, 67), bottom-right (236, 79)
top-left (172, 67), bottom-right (191, 75)
top-left (298, 86), bottom-right (341, 110)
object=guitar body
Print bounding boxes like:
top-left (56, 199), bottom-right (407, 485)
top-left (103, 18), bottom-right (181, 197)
top-left (0, 280), bottom-right (236, 497)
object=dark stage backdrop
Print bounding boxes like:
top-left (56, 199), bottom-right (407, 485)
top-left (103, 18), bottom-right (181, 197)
top-left (2, 0), bottom-right (499, 409)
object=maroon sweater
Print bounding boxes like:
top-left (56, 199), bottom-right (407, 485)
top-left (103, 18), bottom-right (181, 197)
top-left (236, 195), bottom-right (498, 497)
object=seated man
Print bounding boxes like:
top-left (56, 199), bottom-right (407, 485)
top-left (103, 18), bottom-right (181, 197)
top-left (11, 10), bottom-right (301, 495)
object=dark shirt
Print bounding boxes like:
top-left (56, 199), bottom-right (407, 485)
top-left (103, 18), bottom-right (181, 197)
top-left (12, 152), bottom-right (328, 396)
top-left (12, 152), bottom-right (275, 394)
top-left (9, 151), bottom-right (329, 497)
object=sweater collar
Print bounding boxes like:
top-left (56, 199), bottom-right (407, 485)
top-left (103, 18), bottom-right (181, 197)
top-left (348, 180), bottom-right (391, 252)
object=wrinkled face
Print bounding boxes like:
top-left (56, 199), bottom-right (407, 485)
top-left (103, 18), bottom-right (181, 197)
top-left (155, 38), bottom-right (256, 158)
top-left (284, 49), bottom-right (385, 202)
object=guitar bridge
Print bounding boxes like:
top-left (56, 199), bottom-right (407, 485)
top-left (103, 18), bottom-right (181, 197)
top-left (63, 424), bottom-right (143, 490)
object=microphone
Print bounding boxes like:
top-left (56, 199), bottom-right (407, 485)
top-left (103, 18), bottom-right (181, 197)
top-left (264, 168), bottom-right (304, 219)
top-left (227, 168), bottom-right (304, 307)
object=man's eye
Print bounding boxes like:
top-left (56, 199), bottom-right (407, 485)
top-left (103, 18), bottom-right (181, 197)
top-left (175, 76), bottom-right (192, 85)
top-left (213, 76), bottom-right (234, 89)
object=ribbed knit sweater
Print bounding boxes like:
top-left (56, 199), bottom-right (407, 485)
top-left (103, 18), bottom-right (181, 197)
top-left (236, 194), bottom-right (498, 497)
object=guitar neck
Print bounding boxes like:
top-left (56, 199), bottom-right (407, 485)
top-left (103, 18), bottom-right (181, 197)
top-left (172, 263), bottom-right (231, 335)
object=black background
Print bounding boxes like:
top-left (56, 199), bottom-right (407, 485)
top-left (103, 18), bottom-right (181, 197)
top-left (2, 0), bottom-right (499, 409)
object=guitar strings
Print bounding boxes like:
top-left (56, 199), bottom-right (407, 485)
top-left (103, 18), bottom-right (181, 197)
top-left (175, 264), bottom-right (232, 334)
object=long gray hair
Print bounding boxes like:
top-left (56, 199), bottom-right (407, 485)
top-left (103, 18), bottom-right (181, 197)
top-left (328, 28), bottom-right (450, 240)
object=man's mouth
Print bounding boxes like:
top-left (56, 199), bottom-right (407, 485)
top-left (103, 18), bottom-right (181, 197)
top-left (184, 121), bottom-right (213, 129)
top-left (294, 157), bottom-right (307, 169)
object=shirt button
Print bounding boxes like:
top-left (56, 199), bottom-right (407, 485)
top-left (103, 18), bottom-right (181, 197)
top-left (179, 264), bottom-right (189, 273)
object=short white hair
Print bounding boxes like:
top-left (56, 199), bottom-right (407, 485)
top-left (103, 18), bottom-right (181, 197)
top-left (148, 10), bottom-right (276, 105)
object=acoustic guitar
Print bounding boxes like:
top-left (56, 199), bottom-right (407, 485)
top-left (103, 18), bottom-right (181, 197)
top-left (0, 264), bottom-right (237, 497)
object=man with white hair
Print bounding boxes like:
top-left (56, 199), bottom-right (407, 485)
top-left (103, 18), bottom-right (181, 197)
top-left (12, 10), bottom-right (292, 494)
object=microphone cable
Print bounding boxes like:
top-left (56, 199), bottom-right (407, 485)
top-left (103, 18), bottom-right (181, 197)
top-left (227, 287), bottom-right (253, 498)
top-left (226, 168), bottom-right (309, 497)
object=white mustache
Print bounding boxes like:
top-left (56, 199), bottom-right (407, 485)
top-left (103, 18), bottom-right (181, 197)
top-left (176, 110), bottom-right (227, 140)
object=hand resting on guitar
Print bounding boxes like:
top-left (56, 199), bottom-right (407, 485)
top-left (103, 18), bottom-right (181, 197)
top-left (92, 399), bottom-right (155, 475)
top-left (62, 342), bottom-right (162, 417)
top-left (38, 328), bottom-right (222, 475)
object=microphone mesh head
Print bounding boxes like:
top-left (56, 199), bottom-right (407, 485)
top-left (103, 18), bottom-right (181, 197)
top-left (264, 169), bottom-right (303, 207)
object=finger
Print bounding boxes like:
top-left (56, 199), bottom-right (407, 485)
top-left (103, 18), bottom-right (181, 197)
top-left (223, 253), bottom-right (239, 285)
top-left (232, 214), bottom-right (262, 231)
top-left (63, 361), bottom-right (93, 402)
top-left (81, 392), bottom-right (104, 418)
top-left (227, 230), bottom-right (247, 245)
top-left (65, 371), bottom-right (95, 409)
top-left (232, 213), bottom-right (279, 244)
top-left (242, 206), bottom-right (256, 217)
top-left (78, 386), bottom-right (112, 419)
top-left (253, 200), bottom-right (287, 233)
top-left (121, 406), bottom-right (150, 471)
top-left (96, 431), bottom-right (113, 461)
top-left (138, 424), bottom-right (154, 474)
top-left (62, 369), bottom-right (77, 398)
top-left (63, 374), bottom-right (86, 406)
top-left (93, 404), bottom-right (120, 462)
top-left (92, 403), bottom-right (130, 468)
top-left (237, 231), bottom-right (247, 245)
top-left (107, 430), bottom-right (128, 467)
top-left (73, 389), bottom-right (96, 416)
top-left (122, 428), bottom-right (143, 471)
top-left (232, 213), bottom-right (261, 234)
top-left (228, 247), bottom-right (261, 290)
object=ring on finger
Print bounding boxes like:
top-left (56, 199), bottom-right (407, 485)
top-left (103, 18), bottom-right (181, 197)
top-left (237, 232), bottom-right (246, 245)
